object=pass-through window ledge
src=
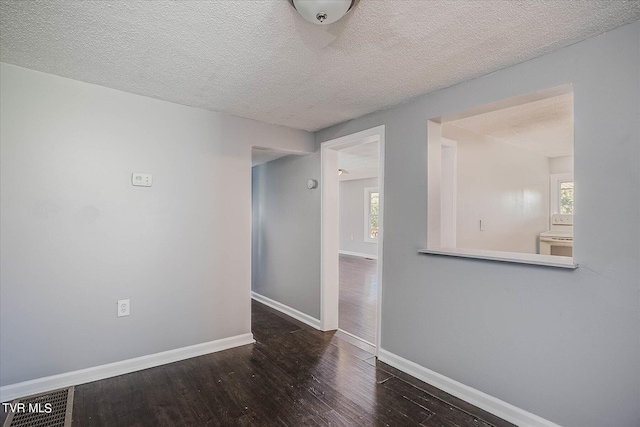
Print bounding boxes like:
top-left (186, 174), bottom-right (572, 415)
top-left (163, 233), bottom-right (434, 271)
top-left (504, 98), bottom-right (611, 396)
top-left (419, 248), bottom-right (578, 269)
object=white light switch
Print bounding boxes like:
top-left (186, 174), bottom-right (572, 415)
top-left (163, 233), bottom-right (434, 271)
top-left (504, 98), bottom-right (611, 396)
top-left (132, 173), bottom-right (152, 187)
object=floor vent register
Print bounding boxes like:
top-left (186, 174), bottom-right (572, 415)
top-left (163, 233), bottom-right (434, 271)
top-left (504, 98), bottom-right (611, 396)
top-left (3, 387), bottom-right (73, 427)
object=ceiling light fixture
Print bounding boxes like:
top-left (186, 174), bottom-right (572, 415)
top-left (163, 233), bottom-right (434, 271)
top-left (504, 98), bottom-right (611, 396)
top-left (288, 0), bottom-right (360, 25)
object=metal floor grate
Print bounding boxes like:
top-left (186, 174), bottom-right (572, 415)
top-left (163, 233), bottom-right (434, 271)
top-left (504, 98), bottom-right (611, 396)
top-left (3, 387), bottom-right (73, 427)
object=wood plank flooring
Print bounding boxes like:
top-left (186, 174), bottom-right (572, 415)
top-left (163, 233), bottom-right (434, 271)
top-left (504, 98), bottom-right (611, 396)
top-left (64, 301), bottom-right (515, 427)
top-left (339, 254), bottom-right (377, 344)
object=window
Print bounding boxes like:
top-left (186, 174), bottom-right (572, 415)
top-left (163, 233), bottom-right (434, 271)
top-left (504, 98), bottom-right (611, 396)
top-left (550, 173), bottom-right (574, 215)
top-left (364, 187), bottom-right (379, 242)
top-left (560, 182), bottom-right (574, 214)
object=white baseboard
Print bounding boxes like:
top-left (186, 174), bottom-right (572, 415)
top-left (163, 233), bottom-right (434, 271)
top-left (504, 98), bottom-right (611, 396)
top-left (378, 349), bottom-right (560, 427)
top-left (336, 329), bottom-right (376, 354)
top-left (0, 333), bottom-right (255, 403)
top-left (251, 291), bottom-right (321, 330)
top-left (338, 250), bottom-right (378, 260)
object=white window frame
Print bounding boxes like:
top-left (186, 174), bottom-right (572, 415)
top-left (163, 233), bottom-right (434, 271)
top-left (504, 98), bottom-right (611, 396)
top-left (550, 173), bottom-right (574, 216)
top-left (364, 187), bottom-right (379, 243)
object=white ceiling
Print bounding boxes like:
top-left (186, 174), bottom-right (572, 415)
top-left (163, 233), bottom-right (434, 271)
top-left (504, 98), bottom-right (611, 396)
top-left (251, 140), bottom-right (379, 174)
top-left (448, 93), bottom-right (574, 158)
top-left (251, 148), bottom-right (293, 167)
top-left (338, 141), bottom-right (379, 181)
top-left (1, 1), bottom-right (638, 132)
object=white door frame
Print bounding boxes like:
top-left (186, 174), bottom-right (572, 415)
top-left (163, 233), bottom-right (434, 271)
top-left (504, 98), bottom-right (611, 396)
top-left (320, 125), bottom-right (385, 355)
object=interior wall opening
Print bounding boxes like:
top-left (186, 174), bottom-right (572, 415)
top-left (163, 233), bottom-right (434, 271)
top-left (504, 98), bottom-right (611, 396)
top-left (321, 125), bottom-right (385, 353)
top-left (426, 85), bottom-right (575, 267)
top-left (337, 141), bottom-right (380, 346)
top-left (251, 147), bottom-right (318, 323)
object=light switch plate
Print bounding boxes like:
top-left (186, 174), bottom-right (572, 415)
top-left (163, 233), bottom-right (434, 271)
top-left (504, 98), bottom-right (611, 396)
top-left (132, 173), bottom-right (152, 187)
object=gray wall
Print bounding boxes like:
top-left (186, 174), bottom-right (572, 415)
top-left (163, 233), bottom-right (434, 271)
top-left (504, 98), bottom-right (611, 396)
top-left (0, 63), bottom-right (314, 387)
top-left (339, 178), bottom-right (378, 257)
top-left (252, 154), bottom-right (321, 319)
top-left (316, 22), bottom-right (640, 427)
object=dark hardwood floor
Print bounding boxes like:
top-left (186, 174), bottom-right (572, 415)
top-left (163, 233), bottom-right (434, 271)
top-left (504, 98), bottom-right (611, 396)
top-left (63, 301), bottom-right (515, 426)
top-left (339, 254), bottom-right (377, 344)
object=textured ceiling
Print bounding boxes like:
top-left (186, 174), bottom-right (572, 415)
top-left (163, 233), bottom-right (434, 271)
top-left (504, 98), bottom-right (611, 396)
top-left (1, 1), bottom-right (638, 131)
top-left (448, 93), bottom-right (574, 158)
top-left (339, 141), bottom-right (379, 181)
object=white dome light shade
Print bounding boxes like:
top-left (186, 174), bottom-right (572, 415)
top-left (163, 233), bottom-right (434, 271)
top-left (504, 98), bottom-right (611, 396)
top-left (291, 0), bottom-right (356, 25)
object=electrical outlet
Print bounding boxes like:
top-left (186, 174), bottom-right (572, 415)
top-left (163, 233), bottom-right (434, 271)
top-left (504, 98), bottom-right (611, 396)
top-left (117, 299), bottom-right (130, 317)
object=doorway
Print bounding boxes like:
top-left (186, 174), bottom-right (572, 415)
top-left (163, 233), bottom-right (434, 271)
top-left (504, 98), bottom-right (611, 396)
top-left (251, 147), bottom-right (320, 326)
top-left (321, 126), bottom-right (385, 354)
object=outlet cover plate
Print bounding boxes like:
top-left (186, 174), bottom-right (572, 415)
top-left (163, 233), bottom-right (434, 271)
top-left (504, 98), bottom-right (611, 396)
top-left (118, 299), bottom-right (130, 317)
